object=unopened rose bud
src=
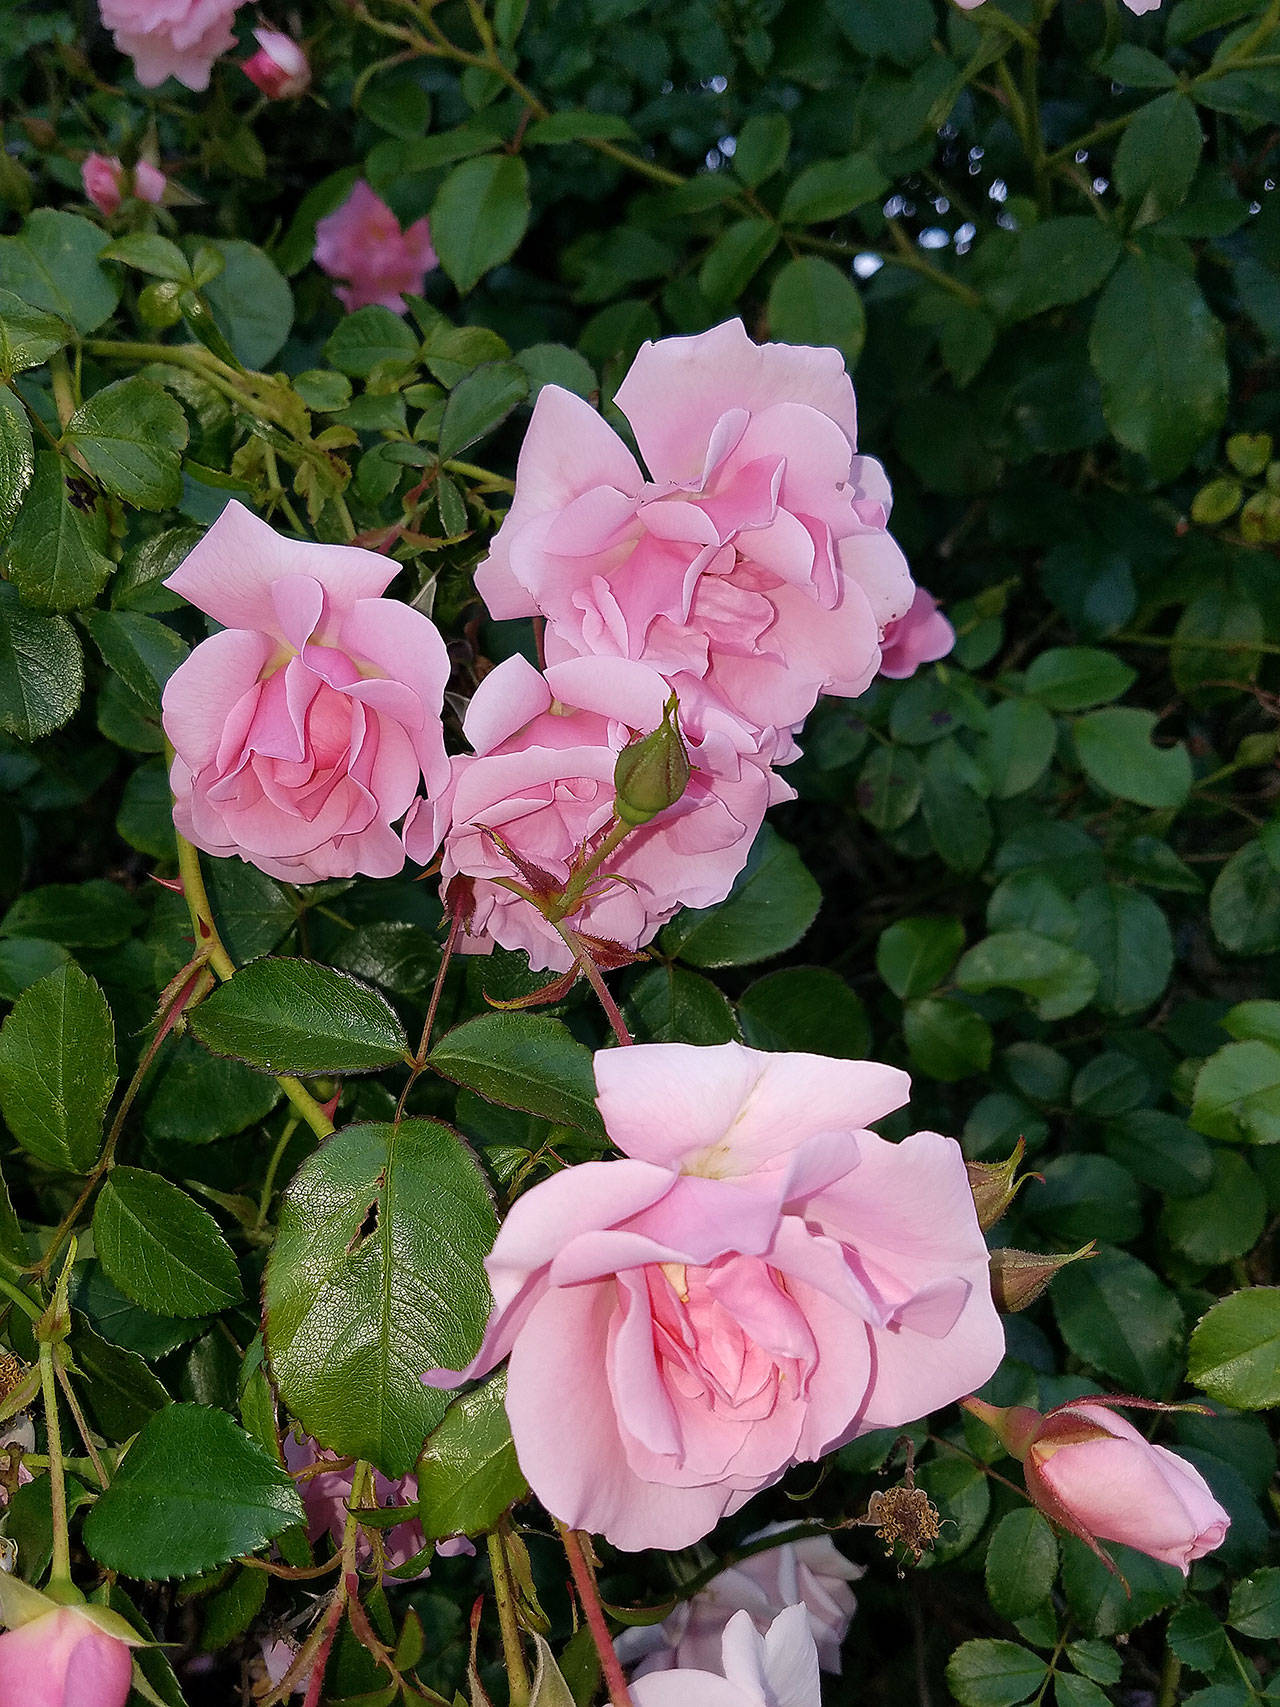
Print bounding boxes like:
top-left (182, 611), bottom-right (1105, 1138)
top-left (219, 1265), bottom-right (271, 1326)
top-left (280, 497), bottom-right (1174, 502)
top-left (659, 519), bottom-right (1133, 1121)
top-left (965, 1138), bottom-right (1033, 1232)
top-left (81, 153), bottom-right (166, 217)
top-left (242, 28), bottom-right (311, 99)
top-left (988, 1244), bottom-right (1094, 1312)
top-left (613, 694), bottom-right (690, 827)
top-left (0, 1602), bottom-right (139, 1707)
top-left (137, 279), bottom-right (183, 331)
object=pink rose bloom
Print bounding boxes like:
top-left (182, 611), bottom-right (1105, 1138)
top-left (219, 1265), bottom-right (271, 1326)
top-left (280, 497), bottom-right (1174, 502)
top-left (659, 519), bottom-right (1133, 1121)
top-left (476, 320), bottom-right (914, 740)
top-left (284, 1432), bottom-right (430, 1577)
top-left (618, 1523), bottom-right (860, 1678)
top-left (161, 501), bottom-right (450, 884)
top-left (630, 1606), bottom-right (820, 1707)
top-left (98, 0), bottom-right (242, 90)
top-left (0, 1606), bottom-right (135, 1707)
top-left (1020, 1400), bottom-right (1229, 1572)
top-left (403, 654), bottom-right (786, 973)
top-left (427, 1042), bottom-right (1004, 1551)
top-left (877, 586), bottom-right (955, 680)
top-left (81, 153), bottom-right (166, 216)
top-left (242, 26), bottom-right (309, 98)
top-left (313, 182), bottom-right (437, 314)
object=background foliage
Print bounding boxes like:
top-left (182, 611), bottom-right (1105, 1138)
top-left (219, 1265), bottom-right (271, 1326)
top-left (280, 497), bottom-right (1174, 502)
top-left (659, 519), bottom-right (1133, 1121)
top-left (0, 0), bottom-right (1278, 1703)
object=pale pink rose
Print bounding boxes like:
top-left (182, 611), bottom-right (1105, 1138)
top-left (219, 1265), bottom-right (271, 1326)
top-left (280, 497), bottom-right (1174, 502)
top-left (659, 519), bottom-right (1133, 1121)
top-left (0, 1606), bottom-right (134, 1707)
top-left (877, 585), bottom-right (955, 679)
top-left (81, 153), bottom-right (166, 215)
top-left (313, 182), bottom-right (437, 314)
top-left (630, 1606), bottom-right (821, 1707)
top-left (427, 1042), bottom-right (1004, 1552)
top-left (476, 320), bottom-right (914, 739)
top-left (241, 26), bottom-right (309, 97)
top-left (403, 654), bottom-right (787, 973)
top-left (1022, 1400), bottom-right (1229, 1572)
top-left (257, 1637), bottom-right (309, 1695)
top-left (618, 1524), bottom-right (860, 1679)
top-left (161, 500), bottom-right (450, 884)
top-left (283, 1433), bottom-right (430, 1577)
top-left (98, 0), bottom-right (242, 89)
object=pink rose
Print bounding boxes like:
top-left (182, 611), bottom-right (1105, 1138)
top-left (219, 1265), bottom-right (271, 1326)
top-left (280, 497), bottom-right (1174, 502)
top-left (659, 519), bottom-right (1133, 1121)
top-left (877, 587), bottom-right (955, 680)
top-left (630, 1606), bottom-right (820, 1707)
top-left (241, 26), bottom-right (309, 98)
top-left (403, 654), bottom-right (786, 973)
top-left (313, 182), bottom-right (438, 314)
top-left (161, 500), bottom-right (450, 883)
top-left (1019, 1400), bottom-right (1229, 1572)
top-left (0, 1606), bottom-right (135, 1707)
top-left (97, 0), bottom-right (242, 90)
top-left (476, 319), bottom-right (914, 738)
top-left (81, 153), bottom-right (166, 215)
top-left (618, 1524), bottom-right (860, 1679)
top-left (427, 1042), bottom-right (1004, 1551)
top-left (284, 1432), bottom-right (430, 1577)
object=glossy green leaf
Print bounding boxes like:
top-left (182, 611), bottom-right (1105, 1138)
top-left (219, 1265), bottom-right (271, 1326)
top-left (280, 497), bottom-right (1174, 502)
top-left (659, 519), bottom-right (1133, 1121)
top-left (1024, 647), bottom-right (1137, 711)
top-left (428, 1011), bottom-right (604, 1135)
top-left (64, 377), bottom-right (188, 511)
top-left (1192, 1041), bottom-right (1280, 1145)
top-left (0, 209), bottom-right (121, 334)
top-left (0, 581), bottom-right (83, 739)
top-left (1188, 1288), bottom-right (1280, 1409)
top-left (985, 1510), bottom-right (1059, 1622)
top-left (660, 826), bottom-right (820, 968)
top-left (0, 287), bottom-right (71, 378)
top-left (432, 155), bottom-right (530, 294)
top-left (438, 361), bottom-right (529, 460)
top-left (766, 256), bottom-right (865, 365)
top-left (4, 451), bottom-right (113, 612)
top-left (957, 931), bottom-right (1098, 1021)
top-left (625, 966), bottom-right (741, 1045)
top-left (1114, 93), bottom-right (1203, 224)
top-left (0, 963), bottom-right (115, 1173)
top-left (737, 966), bottom-right (870, 1058)
top-left (876, 916), bottom-right (965, 1000)
top-left (0, 384), bottom-right (33, 535)
top-left (1210, 841), bottom-right (1280, 955)
top-left (93, 1168), bottom-right (243, 1317)
top-left (189, 957), bottom-right (409, 1075)
top-left (1053, 1245), bottom-right (1183, 1392)
top-left (1074, 708), bottom-right (1193, 809)
top-left (903, 996), bottom-right (993, 1081)
top-left (945, 1640), bottom-right (1047, 1707)
top-left (416, 1369), bottom-right (528, 1540)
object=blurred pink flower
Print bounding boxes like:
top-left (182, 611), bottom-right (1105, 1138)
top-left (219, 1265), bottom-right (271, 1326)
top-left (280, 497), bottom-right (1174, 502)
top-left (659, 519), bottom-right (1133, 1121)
top-left (241, 26), bottom-right (309, 97)
top-left (161, 500), bottom-right (451, 884)
top-left (476, 319), bottom-right (915, 741)
top-left (629, 1606), bottom-right (821, 1707)
top-left (313, 181), bottom-right (437, 313)
top-left (0, 1606), bottom-right (135, 1707)
top-left (427, 1041), bottom-right (1004, 1551)
top-left (97, 0), bottom-right (242, 90)
top-left (81, 153), bottom-right (166, 215)
top-left (283, 1433), bottom-right (431, 1577)
top-left (877, 587), bottom-right (955, 680)
top-left (403, 653), bottom-right (787, 973)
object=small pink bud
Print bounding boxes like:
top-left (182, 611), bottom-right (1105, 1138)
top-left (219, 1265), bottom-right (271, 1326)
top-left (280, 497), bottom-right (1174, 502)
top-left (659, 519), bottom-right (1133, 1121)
top-left (81, 153), bottom-right (166, 215)
top-left (242, 28), bottom-right (311, 99)
top-left (0, 1606), bottom-right (133, 1707)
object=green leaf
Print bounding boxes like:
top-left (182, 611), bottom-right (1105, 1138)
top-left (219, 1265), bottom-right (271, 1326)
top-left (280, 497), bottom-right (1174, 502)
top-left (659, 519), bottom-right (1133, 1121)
top-left (524, 110), bottom-right (637, 145)
top-left (876, 916), bottom-right (965, 1000)
top-left (1, 879), bottom-right (141, 947)
top-left (431, 155), bottom-right (530, 295)
top-left (1024, 647), bottom-right (1137, 712)
top-left (0, 287), bottom-right (72, 378)
top-left (1105, 1110), bottom-right (1213, 1197)
top-left (737, 966), bottom-right (870, 1057)
top-left (1192, 1041), bottom-right (1280, 1145)
top-left (4, 451), bottom-right (114, 612)
top-left (625, 966), bottom-right (740, 1045)
top-left (856, 745), bottom-right (923, 832)
top-left (660, 826), bottom-right (820, 968)
top-left (766, 256), bottom-right (865, 366)
top-left (428, 1012), bottom-right (604, 1136)
top-left (515, 342), bottom-right (598, 401)
top-left (1161, 1151), bottom-right (1267, 1267)
top-left (1053, 1245), bottom-right (1183, 1392)
top-left (189, 957), bottom-right (409, 1076)
top-left (83, 1403), bottom-right (304, 1579)
top-left (1114, 93), bottom-right (1203, 224)
top-left (826, 0), bottom-right (933, 64)
top-left (1188, 1287), bottom-right (1280, 1408)
top-left (1227, 1568), bottom-right (1280, 1638)
top-left (1059, 1535), bottom-right (1184, 1636)
top-left (73, 1262), bottom-right (206, 1360)
top-left (946, 1640), bottom-right (1047, 1707)
top-left (979, 699), bottom-right (1057, 799)
top-left (1074, 708), bottom-right (1193, 809)
top-left (93, 1168), bottom-right (244, 1317)
top-left (1089, 253), bottom-right (1228, 479)
top-left (778, 153), bottom-right (887, 224)
top-left (416, 1369), bottom-right (528, 1540)
top-left (0, 209), bottom-right (121, 335)
top-left (733, 114), bottom-right (791, 187)
top-left (1074, 883), bottom-right (1173, 1015)
top-left (438, 361), bottom-right (529, 461)
top-left (0, 938), bottom-right (72, 1002)
top-left (985, 1510), bottom-right (1059, 1622)
top-left (1166, 1601), bottom-right (1230, 1674)
top-left (204, 860), bottom-right (297, 963)
top-left (72, 1317), bottom-right (170, 1440)
top-left (141, 1034), bottom-right (280, 1144)
top-left (0, 581), bottom-right (83, 739)
top-left (990, 218), bottom-right (1122, 320)
top-left (99, 233), bottom-right (195, 284)
top-left (1210, 841), bottom-right (1280, 955)
top-left (81, 609), bottom-right (188, 712)
top-left (921, 741), bottom-right (992, 874)
top-left (903, 996), bottom-right (993, 1081)
top-left (1172, 585), bottom-right (1266, 697)
top-left (324, 306), bottom-right (420, 377)
top-left (64, 377), bottom-right (188, 511)
top-left (1054, 1676), bottom-right (1111, 1707)
top-left (264, 1119), bottom-right (498, 1477)
top-left (699, 219), bottom-right (780, 308)
top-left (0, 384), bottom-right (33, 534)
top-left (957, 931), bottom-right (1098, 1021)
top-left (0, 963), bottom-right (115, 1173)
top-left (200, 240), bottom-right (294, 368)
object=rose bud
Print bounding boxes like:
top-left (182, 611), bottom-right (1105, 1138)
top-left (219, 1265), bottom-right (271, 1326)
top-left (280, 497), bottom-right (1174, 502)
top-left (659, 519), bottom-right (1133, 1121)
top-left (962, 1396), bottom-right (1230, 1573)
top-left (0, 1602), bottom-right (139, 1707)
top-left (988, 1244), bottom-right (1094, 1312)
top-left (81, 152), bottom-right (165, 216)
top-left (965, 1139), bottom-right (1032, 1232)
top-left (241, 27), bottom-right (310, 99)
top-left (613, 692), bottom-right (690, 826)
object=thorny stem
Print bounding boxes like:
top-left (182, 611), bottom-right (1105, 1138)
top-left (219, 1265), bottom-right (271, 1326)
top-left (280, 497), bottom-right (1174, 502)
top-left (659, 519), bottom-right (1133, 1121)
top-left (52, 1358), bottom-right (109, 1488)
top-left (39, 1344), bottom-right (73, 1588)
top-left (397, 913), bottom-right (463, 1119)
top-left (174, 827), bottom-right (335, 1140)
top-left (550, 920), bottom-right (633, 1047)
top-left (547, 818), bottom-right (633, 923)
top-left (487, 1525), bottom-right (532, 1707)
top-left (555, 1521), bottom-right (635, 1707)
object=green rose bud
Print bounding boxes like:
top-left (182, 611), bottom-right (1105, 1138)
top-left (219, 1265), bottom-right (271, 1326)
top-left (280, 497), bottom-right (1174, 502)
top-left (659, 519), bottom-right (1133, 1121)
top-left (137, 279), bottom-right (183, 331)
top-left (613, 694), bottom-right (690, 827)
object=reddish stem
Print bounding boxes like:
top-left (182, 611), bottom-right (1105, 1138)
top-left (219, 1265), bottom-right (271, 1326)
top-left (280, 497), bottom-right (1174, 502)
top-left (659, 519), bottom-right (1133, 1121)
top-left (556, 1522), bottom-right (634, 1707)
top-left (552, 922), bottom-right (633, 1047)
top-left (397, 914), bottom-right (463, 1119)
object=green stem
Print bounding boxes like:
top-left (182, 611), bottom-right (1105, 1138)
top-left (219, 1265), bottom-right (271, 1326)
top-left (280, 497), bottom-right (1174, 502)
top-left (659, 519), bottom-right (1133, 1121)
top-left (548, 818), bottom-right (633, 922)
top-left (53, 1358), bottom-right (109, 1489)
top-left (487, 1525), bottom-right (532, 1707)
top-left (0, 1274), bottom-right (43, 1322)
top-left (1156, 1647), bottom-right (1181, 1707)
top-left (255, 1118), bottom-right (300, 1231)
top-left (445, 458), bottom-right (516, 493)
top-left (38, 1344), bottom-right (72, 1588)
